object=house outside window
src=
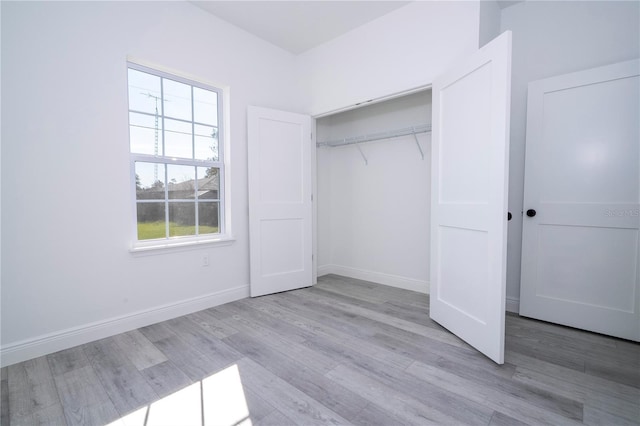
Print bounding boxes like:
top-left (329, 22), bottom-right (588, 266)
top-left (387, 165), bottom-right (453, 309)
top-left (127, 62), bottom-right (225, 245)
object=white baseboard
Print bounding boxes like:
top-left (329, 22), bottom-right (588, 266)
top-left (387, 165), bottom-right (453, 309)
top-left (318, 264), bottom-right (429, 294)
top-left (506, 297), bottom-right (520, 314)
top-left (318, 264), bottom-right (518, 313)
top-left (317, 264), bottom-right (334, 277)
top-left (1, 285), bottom-right (249, 367)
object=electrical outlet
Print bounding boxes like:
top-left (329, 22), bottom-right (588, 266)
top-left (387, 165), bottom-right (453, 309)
top-left (202, 255), bottom-right (210, 267)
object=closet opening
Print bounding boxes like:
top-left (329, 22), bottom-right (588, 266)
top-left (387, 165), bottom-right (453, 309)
top-left (315, 89), bottom-right (433, 294)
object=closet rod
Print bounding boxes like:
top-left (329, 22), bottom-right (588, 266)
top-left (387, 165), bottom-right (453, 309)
top-left (316, 124), bottom-right (431, 148)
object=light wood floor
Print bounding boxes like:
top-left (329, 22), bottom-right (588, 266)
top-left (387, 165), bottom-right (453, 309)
top-left (2, 275), bottom-right (639, 425)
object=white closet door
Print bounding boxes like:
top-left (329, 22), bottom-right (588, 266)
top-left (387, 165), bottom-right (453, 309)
top-left (520, 60), bottom-right (640, 341)
top-left (430, 31), bottom-right (512, 364)
top-left (248, 106), bottom-right (313, 297)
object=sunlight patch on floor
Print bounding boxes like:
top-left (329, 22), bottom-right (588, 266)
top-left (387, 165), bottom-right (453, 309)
top-left (106, 364), bottom-right (251, 426)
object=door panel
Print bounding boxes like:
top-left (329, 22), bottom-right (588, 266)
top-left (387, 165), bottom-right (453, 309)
top-left (520, 59), bottom-right (640, 341)
top-left (430, 31), bottom-right (512, 364)
top-left (535, 225), bottom-right (637, 312)
top-left (538, 75), bottom-right (638, 204)
top-left (437, 226), bottom-right (490, 321)
top-left (248, 106), bottom-right (313, 297)
top-left (438, 62), bottom-right (493, 204)
top-left (258, 119), bottom-right (305, 204)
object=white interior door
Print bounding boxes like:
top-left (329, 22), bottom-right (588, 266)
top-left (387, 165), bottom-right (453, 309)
top-left (248, 106), bottom-right (313, 297)
top-left (520, 60), bottom-right (640, 342)
top-left (430, 31), bottom-right (512, 364)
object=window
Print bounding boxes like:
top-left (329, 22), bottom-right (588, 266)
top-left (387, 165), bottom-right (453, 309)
top-left (128, 63), bottom-right (225, 244)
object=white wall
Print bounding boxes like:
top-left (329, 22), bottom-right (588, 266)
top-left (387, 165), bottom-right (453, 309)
top-left (317, 92), bottom-right (432, 293)
top-left (0, 1), bottom-right (300, 365)
top-left (501, 1), bottom-right (640, 310)
top-left (298, 1), bottom-right (480, 116)
top-left (479, 0), bottom-right (501, 47)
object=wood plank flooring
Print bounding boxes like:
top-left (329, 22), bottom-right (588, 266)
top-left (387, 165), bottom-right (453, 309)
top-left (1, 274), bottom-right (638, 425)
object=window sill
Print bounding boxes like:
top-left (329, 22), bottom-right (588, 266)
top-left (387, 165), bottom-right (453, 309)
top-left (129, 235), bottom-right (235, 256)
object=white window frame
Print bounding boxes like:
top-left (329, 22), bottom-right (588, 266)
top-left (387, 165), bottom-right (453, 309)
top-left (127, 60), bottom-right (233, 252)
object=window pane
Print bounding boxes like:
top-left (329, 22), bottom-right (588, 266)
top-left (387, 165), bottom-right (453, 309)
top-left (194, 124), bottom-right (219, 161)
top-left (137, 202), bottom-right (166, 240)
top-left (130, 112), bottom-right (162, 155)
top-left (197, 167), bottom-right (220, 200)
top-left (135, 162), bottom-right (165, 200)
top-left (165, 118), bottom-right (193, 159)
top-left (129, 66), bottom-right (224, 243)
top-left (168, 165), bottom-right (196, 200)
top-left (169, 202), bottom-right (196, 237)
top-left (193, 87), bottom-right (218, 126)
top-left (198, 201), bottom-right (219, 235)
top-left (128, 69), bottom-right (161, 114)
top-left (163, 79), bottom-right (191, 121)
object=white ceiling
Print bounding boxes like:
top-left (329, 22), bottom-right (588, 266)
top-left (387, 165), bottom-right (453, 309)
top-left (190, 1), bottom-right (412, 55)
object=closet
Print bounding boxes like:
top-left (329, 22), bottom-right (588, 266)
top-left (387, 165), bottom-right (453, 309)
top-left (315, 90), bottom-right (432, 294)
top-left (249, 31), bottom-right (513, 363)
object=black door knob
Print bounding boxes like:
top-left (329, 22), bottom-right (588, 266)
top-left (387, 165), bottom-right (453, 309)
top-left (508, 212), bottom-right (512, 221)
top-left (526, 209), bottom-right (536, 217)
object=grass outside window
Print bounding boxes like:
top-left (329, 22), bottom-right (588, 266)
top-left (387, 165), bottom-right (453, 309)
top-left (137, 221), bottom-right (219, 240)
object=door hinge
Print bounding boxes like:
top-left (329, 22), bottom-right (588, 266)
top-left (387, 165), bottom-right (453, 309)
top-left (311, 132), bottom-right (313, 140)
top-left (311, 194), bottom-right (314, 202)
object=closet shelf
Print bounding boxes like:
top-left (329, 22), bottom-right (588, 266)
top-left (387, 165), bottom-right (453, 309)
top-left (316, 124), bottom-right (431, 148)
